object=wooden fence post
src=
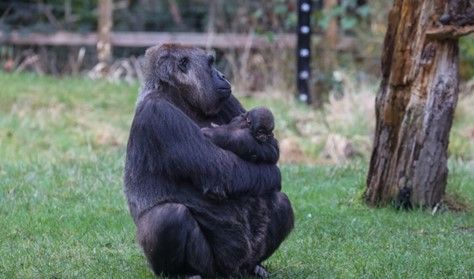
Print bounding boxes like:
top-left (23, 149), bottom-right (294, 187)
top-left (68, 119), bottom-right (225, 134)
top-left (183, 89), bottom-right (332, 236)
top-left (97, 0), bottom-right (113, 65)
top-left (323, 0), bottom-right (338, 73)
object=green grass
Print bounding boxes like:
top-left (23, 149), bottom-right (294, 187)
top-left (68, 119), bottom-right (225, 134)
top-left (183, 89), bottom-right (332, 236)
top-left (0, 73), bottom-right (473, 278)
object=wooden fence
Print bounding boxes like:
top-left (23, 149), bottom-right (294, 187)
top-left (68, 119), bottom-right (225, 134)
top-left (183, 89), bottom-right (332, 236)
top-left (0, 31), bottom-right (356, 50)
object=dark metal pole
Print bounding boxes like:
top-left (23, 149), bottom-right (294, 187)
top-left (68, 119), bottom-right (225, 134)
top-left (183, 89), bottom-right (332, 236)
top-left (296, 0), bottom-right (312, 104)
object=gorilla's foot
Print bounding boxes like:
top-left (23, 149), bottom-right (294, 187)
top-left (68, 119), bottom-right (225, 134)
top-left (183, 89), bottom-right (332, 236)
top-left (254, 265), bottom-right (269, 278)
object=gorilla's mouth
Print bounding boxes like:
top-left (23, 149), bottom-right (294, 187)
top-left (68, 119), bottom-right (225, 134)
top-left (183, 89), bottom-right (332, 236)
top-left (201, 89), bottom-right (231, 116)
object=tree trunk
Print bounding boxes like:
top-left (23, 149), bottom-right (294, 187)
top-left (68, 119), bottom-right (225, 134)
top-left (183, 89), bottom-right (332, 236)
top-left (312, 0), bottom-right (339, 108)
top-left (323, 0), bottom-right (338, 73)
top-left (97, 0), bottom-right (113, 65)
top-left (365, 0), bottom-right (474, 208)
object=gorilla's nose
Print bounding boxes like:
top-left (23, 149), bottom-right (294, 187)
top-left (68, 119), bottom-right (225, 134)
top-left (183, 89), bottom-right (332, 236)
top-left (214, 69), bottom-right (231, 100)
top-left (216, 70), bottom-right (229, 83)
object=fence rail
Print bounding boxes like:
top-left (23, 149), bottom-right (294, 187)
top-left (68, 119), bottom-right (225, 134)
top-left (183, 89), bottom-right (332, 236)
top-left (0, 31), bottom-right (356, 50)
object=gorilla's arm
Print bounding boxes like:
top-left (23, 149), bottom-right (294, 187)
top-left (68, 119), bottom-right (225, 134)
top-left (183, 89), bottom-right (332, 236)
top-left (132, 97), bottom-right (281, 199)
top-left (203, 128), bottom-right (279, 164)
top-left (227, 133), bottom-right (279, 164)
top-left (213, 96), bottom-right (279, 163)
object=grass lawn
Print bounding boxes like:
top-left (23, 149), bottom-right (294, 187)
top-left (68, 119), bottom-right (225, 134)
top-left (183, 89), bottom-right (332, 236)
top-left (0, 73), bottom-right (473, 278)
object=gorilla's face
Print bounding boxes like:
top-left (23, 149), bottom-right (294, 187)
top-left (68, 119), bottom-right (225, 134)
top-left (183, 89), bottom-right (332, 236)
top-left (145, 45), bottom-right (232, 116)
top-left (247, 107), bottom-right (274, 137)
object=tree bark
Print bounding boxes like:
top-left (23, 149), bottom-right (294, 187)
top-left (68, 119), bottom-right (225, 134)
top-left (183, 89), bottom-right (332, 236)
top-left (365, 0), bottom-right (474, 208)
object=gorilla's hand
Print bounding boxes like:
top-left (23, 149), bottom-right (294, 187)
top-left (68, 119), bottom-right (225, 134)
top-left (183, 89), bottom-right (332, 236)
top-left (201, 127), bottom-right (213, 138)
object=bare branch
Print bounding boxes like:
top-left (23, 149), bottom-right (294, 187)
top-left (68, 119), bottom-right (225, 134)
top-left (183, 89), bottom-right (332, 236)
top-left (427, 25), bottom-right (474, 40)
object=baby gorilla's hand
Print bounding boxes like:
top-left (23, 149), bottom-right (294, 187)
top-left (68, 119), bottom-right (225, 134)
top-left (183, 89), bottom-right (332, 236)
top-left (201, 123), bottom-right (221, 138)
top-left (201, 127), bottom-right (212, 138)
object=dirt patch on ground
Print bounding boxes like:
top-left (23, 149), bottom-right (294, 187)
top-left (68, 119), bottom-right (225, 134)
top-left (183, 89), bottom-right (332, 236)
top-left (442, 193), bottom-right (472, 212)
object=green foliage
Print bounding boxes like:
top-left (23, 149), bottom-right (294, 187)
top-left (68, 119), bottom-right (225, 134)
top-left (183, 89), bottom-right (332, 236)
top-left (460, 36), bottom-right (474, 79)
top-left (0, 0), bottom-right (97, 32)
top-left (0, 0), bottom-right (373, 35)
top-left (0, 0), bottom-right (299, 34)
top-left (315, 0), bottom-right (371, 31)
top-left (0, 73), bottom-right (473, 278)
top-left (450, 91), bottom-right (474, 160)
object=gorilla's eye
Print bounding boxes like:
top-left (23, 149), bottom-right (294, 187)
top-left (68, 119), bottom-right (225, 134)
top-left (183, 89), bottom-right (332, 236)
top-left (208, 55), bottom-right (215, 67)
top-left (178, 57), bottom-right (189, 73)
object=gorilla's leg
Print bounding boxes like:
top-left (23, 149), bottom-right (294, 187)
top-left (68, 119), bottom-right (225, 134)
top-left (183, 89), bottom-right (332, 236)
top-left (240, 192), bottom-right (294, 277)
top-left (137, 203), bottom-right (215, 277)
top-left (260, 192), bottom-right (294, 263)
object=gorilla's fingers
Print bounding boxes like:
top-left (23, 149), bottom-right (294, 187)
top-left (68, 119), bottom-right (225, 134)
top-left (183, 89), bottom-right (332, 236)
top-left (201, 127), bottom-right (212, 138)
top-left (203, 186), bottom-right (227, 201)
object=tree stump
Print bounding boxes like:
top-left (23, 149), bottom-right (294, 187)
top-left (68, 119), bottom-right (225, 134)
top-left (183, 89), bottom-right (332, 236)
top-left (365, 0), bottom-right (474, 208)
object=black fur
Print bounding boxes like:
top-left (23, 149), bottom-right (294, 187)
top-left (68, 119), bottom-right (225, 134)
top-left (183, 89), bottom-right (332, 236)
top-left (124, 44), bottom-right (294, 277)
top-left (395, 187), bottom-right (412, 210)
top-left (201, 107), bottom-right (279, 164)
top-left (247, 107), bottom-right (275, 142)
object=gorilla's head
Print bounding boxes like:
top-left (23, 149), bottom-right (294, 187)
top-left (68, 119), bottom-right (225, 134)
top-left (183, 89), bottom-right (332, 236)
top-left (143, 44), bottom-right (231, 116)
top-left (247, 107), bottom-right (275, 140)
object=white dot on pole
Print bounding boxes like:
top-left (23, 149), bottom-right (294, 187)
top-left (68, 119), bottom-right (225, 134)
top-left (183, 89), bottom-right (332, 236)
top-left (333, 70), bottom-right (343, 82)
top-left (300, 25), bottom-right (310, 34)
top-left (299, 48), bottom-right (309, 57)
top-left (299, 94), bottom-right (308, 102)
top-left (301, 3), bottom-right (310, 12)
top-left (299, 71), bottom-right (309, 79)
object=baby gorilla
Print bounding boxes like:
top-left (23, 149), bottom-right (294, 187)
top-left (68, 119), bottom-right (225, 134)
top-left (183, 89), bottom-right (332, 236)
top-left (202, 107), bottom-right (279, 164)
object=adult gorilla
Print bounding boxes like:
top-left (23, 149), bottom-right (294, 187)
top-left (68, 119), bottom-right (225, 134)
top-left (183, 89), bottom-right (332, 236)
top-left (124, 44), bottom-right (294, 278)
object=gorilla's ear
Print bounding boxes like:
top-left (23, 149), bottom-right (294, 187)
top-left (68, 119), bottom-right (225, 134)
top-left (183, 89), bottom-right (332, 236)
top-left (157, 58), bottom-right (173, 84)
top-left (144, 45), bottom-right (173, 85)
top-left (145, 45), bottom-right (161, 57)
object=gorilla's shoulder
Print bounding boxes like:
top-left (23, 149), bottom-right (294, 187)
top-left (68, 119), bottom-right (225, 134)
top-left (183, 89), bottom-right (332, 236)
top-left (137, 95), bottom-right (178, 116)
top-left (135, 95), bottom-right (194, 132)
top-left (139, 94), bottom-right (168, 108)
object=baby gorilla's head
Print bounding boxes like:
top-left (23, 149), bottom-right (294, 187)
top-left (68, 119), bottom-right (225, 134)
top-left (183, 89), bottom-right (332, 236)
top-left (202, 107), bottom-right (275, 144)
top-left (247, 107), bottom-right (274, 143)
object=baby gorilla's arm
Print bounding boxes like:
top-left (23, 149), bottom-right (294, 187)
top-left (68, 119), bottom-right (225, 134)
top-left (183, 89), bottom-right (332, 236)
top-left (202, 126), bottom-right (279, 164)
top-left (229, 130), bottom-right (279, 164)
